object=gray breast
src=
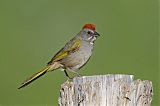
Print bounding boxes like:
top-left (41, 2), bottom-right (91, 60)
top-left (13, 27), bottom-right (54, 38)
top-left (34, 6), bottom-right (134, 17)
top-left (61, 41), bottom-right (93, 71)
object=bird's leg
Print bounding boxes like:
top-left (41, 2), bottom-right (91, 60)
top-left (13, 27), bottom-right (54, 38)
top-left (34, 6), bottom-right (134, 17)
top-left (64, 70), bottom-right (73, 79)
top-left (70, 71), bottom-right (81, 77)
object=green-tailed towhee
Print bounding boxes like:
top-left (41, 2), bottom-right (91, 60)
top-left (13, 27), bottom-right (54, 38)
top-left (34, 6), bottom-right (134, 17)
top-left (18, 23), bottom-right (100, 89)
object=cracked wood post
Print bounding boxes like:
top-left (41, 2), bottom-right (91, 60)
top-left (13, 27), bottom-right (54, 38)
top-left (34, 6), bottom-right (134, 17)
top-left (58, 74), bottom-right (153, 106)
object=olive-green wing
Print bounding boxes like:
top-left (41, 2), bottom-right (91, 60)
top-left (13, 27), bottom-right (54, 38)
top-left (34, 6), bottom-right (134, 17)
top-left (47, 39), bottom-right (81, 65)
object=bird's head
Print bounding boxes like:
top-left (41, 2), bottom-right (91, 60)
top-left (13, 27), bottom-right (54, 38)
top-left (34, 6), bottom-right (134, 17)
top-left (79, 23), bottom-right (100, 44)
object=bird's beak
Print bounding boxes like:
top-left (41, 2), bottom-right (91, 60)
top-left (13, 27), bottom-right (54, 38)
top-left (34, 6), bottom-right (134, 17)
top-left (94, 31), bottom-right (100, 37)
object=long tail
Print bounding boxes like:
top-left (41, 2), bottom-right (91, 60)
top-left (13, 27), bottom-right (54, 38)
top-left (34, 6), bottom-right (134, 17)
top-left (18, 66), bottom-right (50, 89)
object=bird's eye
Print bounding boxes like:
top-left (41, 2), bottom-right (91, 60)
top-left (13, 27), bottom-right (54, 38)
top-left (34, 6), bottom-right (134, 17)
top-left (87, 31), bottom-right (91, 34)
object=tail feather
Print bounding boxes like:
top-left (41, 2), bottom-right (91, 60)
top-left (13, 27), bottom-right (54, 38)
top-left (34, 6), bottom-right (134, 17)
top-left (18, 66), bottom-right (50, 89)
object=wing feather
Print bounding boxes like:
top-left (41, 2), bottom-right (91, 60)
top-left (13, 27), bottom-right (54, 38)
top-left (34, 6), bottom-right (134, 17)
top-left (47, 39), bottom-right (81, 65)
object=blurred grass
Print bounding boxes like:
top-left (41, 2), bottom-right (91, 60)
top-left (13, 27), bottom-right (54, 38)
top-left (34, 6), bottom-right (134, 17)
top-left (0, 0), bottom-right (159, 105)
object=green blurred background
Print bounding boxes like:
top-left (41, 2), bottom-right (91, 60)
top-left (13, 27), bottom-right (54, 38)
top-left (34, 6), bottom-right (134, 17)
top-left (0, 0), bottom-right (159, 105)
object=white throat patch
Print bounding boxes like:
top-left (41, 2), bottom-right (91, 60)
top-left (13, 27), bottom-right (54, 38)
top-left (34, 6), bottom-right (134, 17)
top-left (88, 36), bottom-right (96, 45)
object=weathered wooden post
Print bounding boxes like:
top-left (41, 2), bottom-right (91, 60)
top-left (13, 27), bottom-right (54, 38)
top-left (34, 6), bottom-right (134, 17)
top-left (58, 74), bottom-right (153, 106)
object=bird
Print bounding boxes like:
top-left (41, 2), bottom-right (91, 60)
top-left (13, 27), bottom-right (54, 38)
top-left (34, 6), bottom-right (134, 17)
top-left (18, 23), bottom-right (100, 89)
